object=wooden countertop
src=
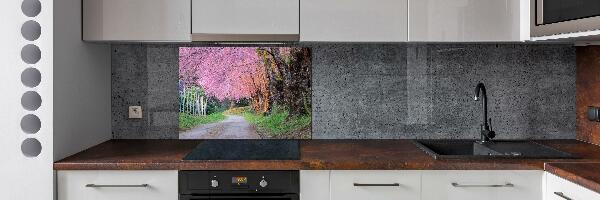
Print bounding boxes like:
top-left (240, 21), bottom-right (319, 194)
top-left (54, 139), bottom-right (600, 194)
top-left (54, 139), bottom-right (600, 171)
top-left (545, 162), bottom-right (600, 194)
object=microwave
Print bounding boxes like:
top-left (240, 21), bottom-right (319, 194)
top-left (532, 0), bottom-right (600, 37)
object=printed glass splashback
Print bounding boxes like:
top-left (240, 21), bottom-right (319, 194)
top-left (178, 47), bottom-right (312, 139)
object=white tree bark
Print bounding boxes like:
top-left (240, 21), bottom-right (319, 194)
top-left (200, 96), bottom-right (208, 116)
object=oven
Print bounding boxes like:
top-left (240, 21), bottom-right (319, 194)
top-left (180, 194), bottom-right (298, 200)
top-left (532, 0), bottom-right (600, 37)
top-left (179, 171), bottom-right (299, 200)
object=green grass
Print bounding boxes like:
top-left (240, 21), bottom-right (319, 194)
top-left (241, 106), bottom-right (311, 137)
top-left (179, 112), bottom-right (226, 131)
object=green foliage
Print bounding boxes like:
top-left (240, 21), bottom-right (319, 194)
top-left (179, 112), bottom-right (226, 131)
top-left (242, 105), bottom-right (311, 138)
top-left (224, 106), bottom-right (252, 115)
top-left (234, 98), bottom-right (251, 107)
top-left (204, 98), bottom-right (251, 115)
top-left (206, 97), bottom-right (227, 114)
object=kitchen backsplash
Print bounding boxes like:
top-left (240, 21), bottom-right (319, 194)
top-left (112, 44), bottom-right (576, 139)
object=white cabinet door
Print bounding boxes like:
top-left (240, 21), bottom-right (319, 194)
top-left (330, 170), bottom-right (420, 200)
top-left (409, 0), bottom-right (529, 42)
top-left (191, 0), bottom-right (299, 41)
top-left (545, 172), bottom-right (600, 200)
top-left (300, 0), bottom-right (408, 42)
top-left (422, 170), bottom-right (543, 200)
top-left (57, 170), bottom-right (178, 200)
top-left (300, 170), bottom-right (330, 200)
top-left (82, 0), bottom-right (191, 41)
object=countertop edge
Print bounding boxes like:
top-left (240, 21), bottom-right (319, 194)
top-left (52, 139), bottom-right (600, 193)
top-left (545, 162), bottom-right (600, 194)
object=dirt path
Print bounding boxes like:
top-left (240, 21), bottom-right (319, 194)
top-left (179, 115), bottom-right (260, 139)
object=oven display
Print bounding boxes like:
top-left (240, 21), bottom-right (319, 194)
top-left (232, 176), bottom-right (248, 185)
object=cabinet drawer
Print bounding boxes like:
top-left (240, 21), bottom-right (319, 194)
top-left (57, 170), bottom-right (178, 200)
top-left (300, 171), bottom-right (330, 200)
top-left (422, 170), bottom-right (542, 200)
top-left (330, 170), bottom-right (420, 200)
top-left (546, 172), bottom-right (600, 200)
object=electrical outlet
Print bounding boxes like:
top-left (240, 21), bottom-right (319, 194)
top-left (128, 106), bottom-right (143, 119)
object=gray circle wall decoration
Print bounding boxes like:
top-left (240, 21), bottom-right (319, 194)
top-left (21, 91), bottom-right (42, 111)
top-left (21, 68), bottom-right (41, 88)
top-left (21, 138), bottom-right (42, 157)
top-left (21, 20), bottom-right (41, 41)
top-left (21, 44), bottom-right (41, 64)
top-left (21, 0), bottom-right (41, 17)
top-left (21, 0), bottom-right (44, 160)
top-left (21, 114), bottom-right (41, 134)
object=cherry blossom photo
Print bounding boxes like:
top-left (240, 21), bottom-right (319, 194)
top-left (178, 47), bottom-right (312, 139)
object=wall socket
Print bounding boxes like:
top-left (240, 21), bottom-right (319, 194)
top-left (588, 106), bottom-right (600, 122)
top-left (128, 106), bottom-right (143, 119)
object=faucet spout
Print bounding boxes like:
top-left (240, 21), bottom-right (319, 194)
top-left (474, 83), bottom-right (495, 142)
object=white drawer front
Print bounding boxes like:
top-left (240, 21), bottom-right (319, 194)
top-left (546, 172), bottom-right (600, 200)
top-left (330, 170), bottom-right (421, 200)
top-left (422, 170), bottom-right (543, 200)
top-left (57, 170), bottom-right (178, 200)
top-left (300, 170), bottom-right (330, 200)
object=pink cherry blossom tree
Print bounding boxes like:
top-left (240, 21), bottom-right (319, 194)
top-left (179, 47), bottom-right (262, 101)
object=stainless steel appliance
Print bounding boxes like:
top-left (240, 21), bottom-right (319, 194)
top-left (179, 171), bottom-right (299, 200)
top-left (533, 0), bottom-right (600, 37)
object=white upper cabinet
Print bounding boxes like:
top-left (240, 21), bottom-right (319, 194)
top-left (300, 0), bottom-right (408, 42)
top-left (409, 0), bottom-right (530, 42)
top-left (82, 0), bottom-right (191, 42)
top-left (81, 0), bottom-right (531, 42)
top-left (191, 0), bottom-right (300, 41)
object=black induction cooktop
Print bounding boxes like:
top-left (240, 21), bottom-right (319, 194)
top-left (183, 140), bottom-right (300, 160)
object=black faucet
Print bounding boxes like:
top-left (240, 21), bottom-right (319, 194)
top-left (474, 83), bottom-right (495, 143)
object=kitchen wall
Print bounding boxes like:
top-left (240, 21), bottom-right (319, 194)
top-left (112, 44), bottom-right (576, 139)
top-left (54, 0), bottom-right (111, 160)
top-left (576, 46), bottom-right (600, 145)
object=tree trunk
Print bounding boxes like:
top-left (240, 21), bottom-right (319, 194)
top-left (258, 48), bottom-right (284, 113)
top-left (285, 48), bottom-right (311, 116)
top-left (265, 48), bottom-right (311, 117)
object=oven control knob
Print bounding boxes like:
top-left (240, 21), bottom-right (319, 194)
top-left (210, 179), bottom-right (219, 188)
top-left (259, 179), bottom-right (268, 188)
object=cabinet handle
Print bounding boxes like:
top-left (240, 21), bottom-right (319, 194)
top-left (85, 184), bottom-right (149, 188)
top-left (353, 183), bottom-right (400, 187)
top-left (451, 182), bottom-right (514, 188)
top-left (553, 192), bottom-right (573, 200)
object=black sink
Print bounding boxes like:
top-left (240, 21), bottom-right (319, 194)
top-left (413, 140), bottom-right (576, 160)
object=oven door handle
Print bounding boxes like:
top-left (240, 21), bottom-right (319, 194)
top-left (354, 183), bottom-right (400, 187)
top-left (536, 0), bottom-right (544, 25)
top-left (180, 194), bottom-right (299, 200)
